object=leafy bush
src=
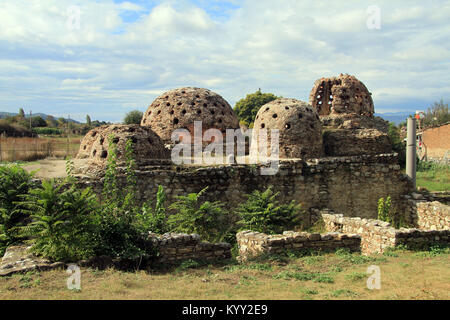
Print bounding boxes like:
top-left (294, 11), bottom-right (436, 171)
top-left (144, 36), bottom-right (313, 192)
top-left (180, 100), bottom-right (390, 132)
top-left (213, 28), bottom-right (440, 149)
top-left (377, 196), bottom-right (391, 222)
top-left (235, 186), bottom-right (302, 234)
top-left (388, 123), bottom-right (406, 168)
top-left (135, 185), bottom-right (169, 234)
top-left (422, 99), bottom-right (449, 128)
top-left (377, 196), bottom-right (405, 229)
top-left (168, 187), bottom-right (231, 243)
top-left (123, 110), bottom-right (143, 125)
top-left (0, 120), bottom-right (34, 137)
top-left (91, 208), bottom-right (151, 260)
top-left (21, 180), bottom-right (99, 262)
top-left (234, 90), bottom-right (279, 127)
top-left (33, 127), bottom-right (62, 135)
top-left (94, 136), bottom-right (154, 259)
top-left (0, 165), bottom-right (34, 255)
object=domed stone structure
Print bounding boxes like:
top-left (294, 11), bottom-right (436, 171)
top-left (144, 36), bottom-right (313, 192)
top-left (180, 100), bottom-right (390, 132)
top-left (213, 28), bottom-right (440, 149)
top-left (76, 124), bottom-right (169, 165)
top-left (141, 87), bottom-right (240, 143)
top-left (309, 74), bottom-right (374, 117)
top-left (252, 98), bottom-right (323, 159)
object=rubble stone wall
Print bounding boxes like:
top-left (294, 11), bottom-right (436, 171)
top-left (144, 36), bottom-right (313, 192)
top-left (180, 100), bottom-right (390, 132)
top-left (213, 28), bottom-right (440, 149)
top-left (322, 212), bottom-right (450, 255)
top-left (148, 233), bottom-right (231, 264)
top-left (236, 230), bottom-right (361, 262)
top-left (76, 154), bottom-right (413, 226)
top-left (416, 201), bottom-right (450, 231)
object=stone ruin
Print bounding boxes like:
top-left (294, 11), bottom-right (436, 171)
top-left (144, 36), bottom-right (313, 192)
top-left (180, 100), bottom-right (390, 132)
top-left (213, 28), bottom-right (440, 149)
top-left (252, 98), bottom-right (323, 159)
top-left (0, 78), bottom-right (445, 274)
top-left (76, 124), bottom-right (169, 168)
top-left (308, 74), bottom-right (392, 157)
top-left (141, 87), bottom-right (240, 145)
top-left (309, 73), bottom-right (374, 117)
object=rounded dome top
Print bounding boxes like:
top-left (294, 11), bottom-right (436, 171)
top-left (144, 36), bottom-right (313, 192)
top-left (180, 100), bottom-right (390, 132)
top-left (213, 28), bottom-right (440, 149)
top-left (141, 87), bottom-right (240, 142)
top-left (309, 74), bottom-right (374, 117)
top-left (252, 98), bottom-right (323, 159)
top-left (76, 124), bottom-right (169, 164)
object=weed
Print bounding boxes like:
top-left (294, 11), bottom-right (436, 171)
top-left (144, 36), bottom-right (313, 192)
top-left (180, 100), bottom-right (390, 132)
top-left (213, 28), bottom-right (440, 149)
top-left (225, 263), bottom-right (273, 272)
top-left (331, 289), bottom-right (358, 298)
top-left (345, 272), bottom-right (366, 282)
top-left (300, 288), bottom-right (319, 295)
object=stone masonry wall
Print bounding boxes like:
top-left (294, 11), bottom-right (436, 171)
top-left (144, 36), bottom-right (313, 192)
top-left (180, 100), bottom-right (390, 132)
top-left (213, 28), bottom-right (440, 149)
top-left (322, 212), bottom-right (450, 255)
top-left (236, 230), bottom-right (361, 262)
top-left (148, 233), bottom-right (231, 264)
top-left (416, 201), bottom-right (450, 231)
top-left (76, 154), bottom-right (413, 226)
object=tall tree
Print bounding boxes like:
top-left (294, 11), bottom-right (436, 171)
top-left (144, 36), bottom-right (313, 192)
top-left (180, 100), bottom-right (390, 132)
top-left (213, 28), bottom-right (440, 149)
top-left (234, 89), bottom-right (279, 127)
top-left (18, 108), bottom-right (25, 118)
top-left (123, 110), bottom-right (143, 125)
top-left (86, 115), bottom-right (92, 127)
top-left (422, 99), bottom-right (449, 127)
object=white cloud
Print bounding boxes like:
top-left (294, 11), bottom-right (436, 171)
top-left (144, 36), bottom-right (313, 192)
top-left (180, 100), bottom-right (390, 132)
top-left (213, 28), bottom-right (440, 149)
top-left (0, 0), bottom-right (449, 122)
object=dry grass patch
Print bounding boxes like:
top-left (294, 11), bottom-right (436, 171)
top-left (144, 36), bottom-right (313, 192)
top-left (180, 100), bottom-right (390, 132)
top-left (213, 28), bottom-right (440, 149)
top-left (0, 249), bottom-right (448, 300)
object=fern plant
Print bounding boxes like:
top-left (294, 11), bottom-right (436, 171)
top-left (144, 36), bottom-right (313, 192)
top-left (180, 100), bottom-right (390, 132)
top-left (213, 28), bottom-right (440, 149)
top-left (235, 186), bottom-right (302, 234)
top-left (168, 187), bottom-right (230, 242)
top-left (20, 179), bottom-right (99, 262)
top-left (0, 165), bottom-right (34, 255)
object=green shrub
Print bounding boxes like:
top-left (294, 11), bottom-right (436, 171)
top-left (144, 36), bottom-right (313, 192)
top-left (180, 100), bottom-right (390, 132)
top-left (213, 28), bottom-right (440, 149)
top-left (91, 208), bottom-right (151, 260)
top-left (377, 196), bottom-right (405, 228)
top-left (135, 185), bottom-right (169, 234)
top-left (33, 127), bottom-right (62, 135)
top-left (377, 196), bottom-right (391, 222)
top-left (168, 187), bottom-right (231, 243)
top-left (123, 110), bottom-right (143, 125)
top-left (21, 180), bottom-right (99, 262)
top-left (235, 186), bottom-right (302, 234)
top-left (388, 123), bottom-right (406, 168)
top-left (0, 165), bottom-right (34, 255)
top-left (94, 136), bottom-right (154, 259)
top-left (234, 90), bottom-right (279, 127)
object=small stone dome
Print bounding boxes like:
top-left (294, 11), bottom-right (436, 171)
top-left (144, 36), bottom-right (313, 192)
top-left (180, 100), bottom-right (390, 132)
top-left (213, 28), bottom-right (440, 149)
top-left (309, 74), bottom-right (374, 117)
top-left (252, 98), bottom-right (323, 159)
top-left (141, 87), bottom-right (240, 143)
top-left (76, 124), bottom-right (169, 164)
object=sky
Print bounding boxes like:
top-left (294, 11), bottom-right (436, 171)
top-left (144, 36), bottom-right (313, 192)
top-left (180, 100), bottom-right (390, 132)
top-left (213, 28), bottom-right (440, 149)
top-left (0, 0), bottom-right (449, 122)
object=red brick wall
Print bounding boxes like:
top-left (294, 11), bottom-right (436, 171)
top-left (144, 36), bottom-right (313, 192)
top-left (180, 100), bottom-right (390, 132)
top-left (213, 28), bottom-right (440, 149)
top-left (422, 123), bottom-right (450, 160)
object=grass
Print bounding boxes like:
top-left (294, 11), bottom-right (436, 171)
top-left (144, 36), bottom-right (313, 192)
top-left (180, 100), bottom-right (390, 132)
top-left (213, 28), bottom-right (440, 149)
top-left (0, 136), bottom-right (81, 162)
top-left (0, 248), bottom-right (448, 300)
top-left (416, 162), bottom-right (450, 192)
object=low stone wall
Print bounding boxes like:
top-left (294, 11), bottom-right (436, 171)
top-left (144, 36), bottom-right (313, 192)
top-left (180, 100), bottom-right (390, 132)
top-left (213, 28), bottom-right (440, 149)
top-left (322, 212), bottom-right (450, 255)
top-left (416, 201), bottom-right (450, 231)
top-left (148, 233), bottom-right (231, 264)
top-left (236, 230), bottom-right (361, 262)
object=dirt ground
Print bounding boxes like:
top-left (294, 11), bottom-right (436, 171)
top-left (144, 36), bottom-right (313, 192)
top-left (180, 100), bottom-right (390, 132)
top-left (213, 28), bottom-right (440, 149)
top-left (22, 159), bottom-right (89, 179)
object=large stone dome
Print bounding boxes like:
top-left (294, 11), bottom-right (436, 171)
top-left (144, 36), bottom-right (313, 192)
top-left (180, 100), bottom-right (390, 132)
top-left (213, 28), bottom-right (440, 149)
top-left (309, 74), bottom-right (374, 117)
top-left (252, 98), bottom-right (323, 159)
top-left (141, 87), bottom-right (240, 143)
top-left (76, 124), bottom-right (169, 165)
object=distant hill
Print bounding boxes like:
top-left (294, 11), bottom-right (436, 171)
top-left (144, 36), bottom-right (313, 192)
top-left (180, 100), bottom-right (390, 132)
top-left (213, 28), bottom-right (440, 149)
top-left (375, 112), bottom-right (413, 125)
top-left (0, 112), bottom-right (79, 123)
